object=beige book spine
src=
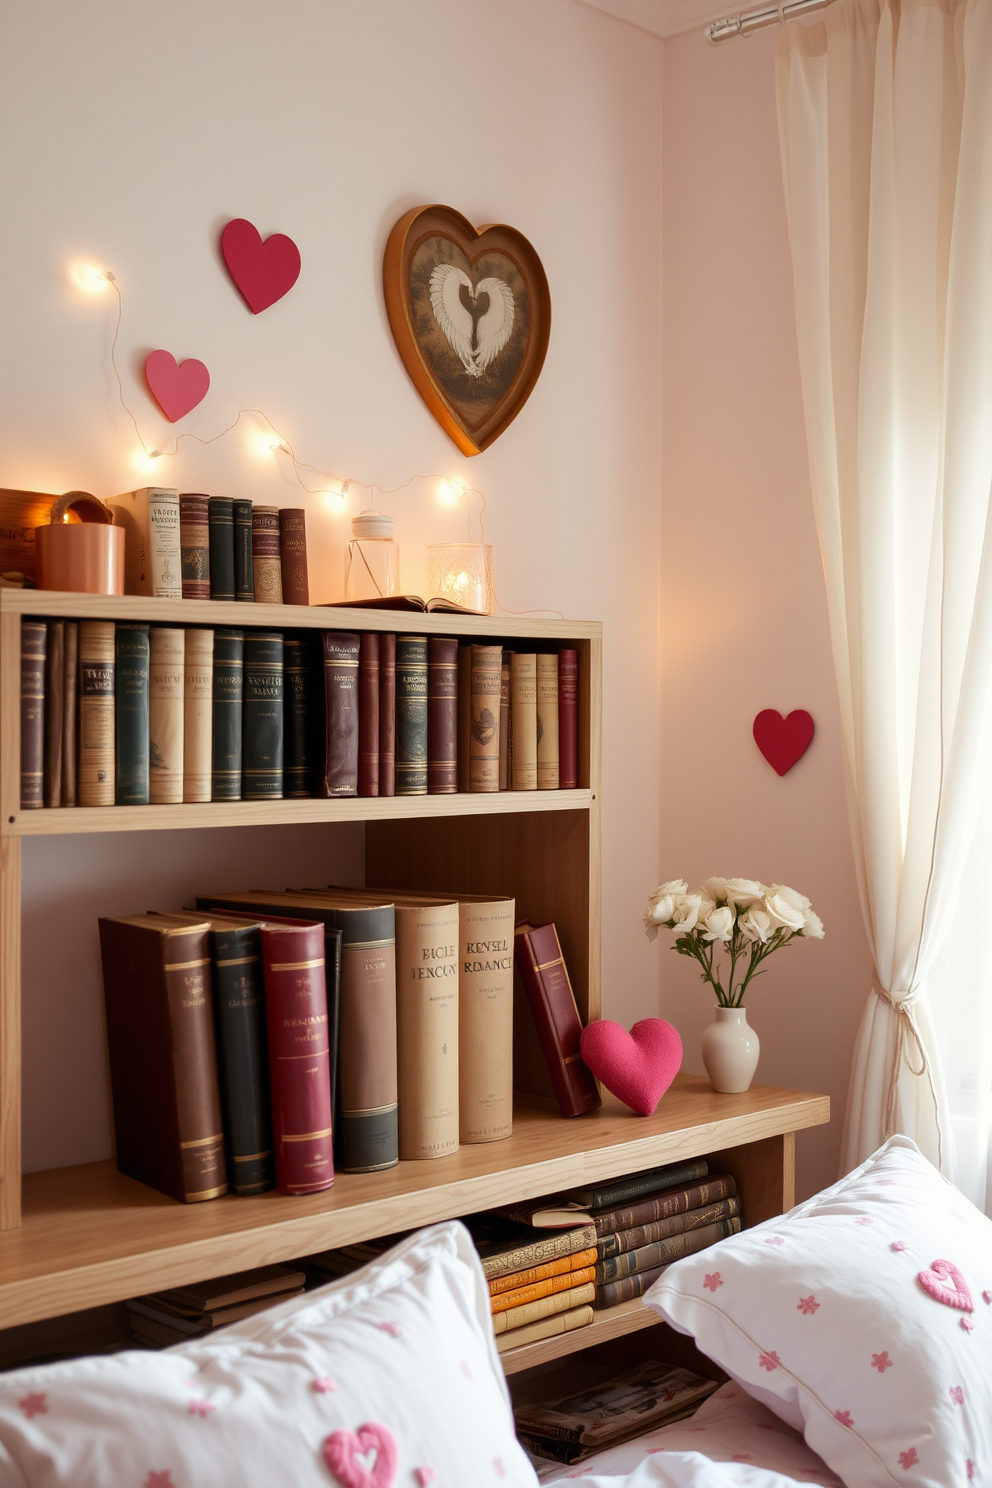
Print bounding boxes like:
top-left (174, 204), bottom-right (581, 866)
top-left (459, 898), bottom-right (515, 1144)
top-left (183, 629), bottom-right (213, 803)
top-left (495, 1304), bottom-right (594, 1352)
top-left (498, 660), bottom-right (510, 790)
top-left (536, 653), bottom-right (560, 789)
top-left (252, 506), bottom-right (283, 604)
top-left (106, 488), bottom-right (181, 598)
top-left (396, 901), bottom-right (460, 1160)
top-left (457, 644), bottom-right (472, 793)
top-left (510, 652), bottom-right (537, 790)
top-left (149, 628), bottom-right (185, 804)
top-left (77, 621), bottom-right (115, 806)
top-left (469, 644), bottom-right (502, 792)
top-left (493, 1285), bottom-right (596, 1336)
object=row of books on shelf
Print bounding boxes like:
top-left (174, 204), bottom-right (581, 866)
top-left (98, 884), bottom-right (602, 1203)
top-left (21, 620), bottom-right (580, 809)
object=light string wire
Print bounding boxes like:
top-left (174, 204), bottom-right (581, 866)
top-left (100, 269), bottom-right (562, 619)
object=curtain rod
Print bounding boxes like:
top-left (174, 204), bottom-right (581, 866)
top-left (706, 0), bottom-right (834, 43)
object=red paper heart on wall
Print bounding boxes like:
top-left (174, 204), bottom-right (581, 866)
top-left (753, 709), bottom-right (815, 776)
top-left (579, 1018), bottom-right (683, 1116)
top-left (144, 350), bottom-right (210, 422)
top-left (221, 218), bottom-right (301, 313)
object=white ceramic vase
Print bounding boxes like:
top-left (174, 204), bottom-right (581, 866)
top-left (701, 1006), bottom-right (760, 1093)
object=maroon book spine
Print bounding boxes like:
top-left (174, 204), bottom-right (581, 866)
top-left (261, 921), bottom-right (334, 1195)
top-left (321, 631), bottom-right (360, 797)
top-left (379, 633), bottom-right (396, 798)
top-left (358, 632), bottom-right (380, 797)
top-left (279, 508), bottom-right (310, 606)
top-left (514, 923), bottom-right (601, 1119)
top-left (428, 636), bottom-right (458, 793)
top-left (558, 649), bottom-right (579, 790)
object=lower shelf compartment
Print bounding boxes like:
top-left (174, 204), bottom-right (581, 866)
top-left (499, 1297), bottom-right (662, 1375)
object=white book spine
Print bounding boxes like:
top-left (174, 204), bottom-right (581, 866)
top-left (147, 490), bottom-right (182, 598)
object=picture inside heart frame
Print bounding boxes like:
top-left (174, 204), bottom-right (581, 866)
top-left (408, 235), bottom-right (531, 435)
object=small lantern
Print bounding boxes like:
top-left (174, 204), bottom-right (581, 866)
top-left (36, 491), bottom-right (124, 595)
top-left (427, 543), bottom-right (494, 615)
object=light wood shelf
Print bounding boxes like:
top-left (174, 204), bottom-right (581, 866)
top-left (500, 1296), bottom-right (660, 1375)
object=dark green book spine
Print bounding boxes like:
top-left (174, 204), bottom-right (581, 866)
top-left (114, 623), bottom-right (150, 805)
top-left (234, 499), bottom-right (254, 603)
top-left (209, 497), bottom-right (236, 602)
top-left (242, 631), bottom-right (283, 800)
top-left (211, 922), bottom-right (273, 1195)
top-left (212, 628), bottom-right (244, 800)
top-left (283, 634), bottom-right (311, 797)
top-left (574, 1159), bottom-right (709, 1212)
top-left (395, 634), bottom-right (428, 795)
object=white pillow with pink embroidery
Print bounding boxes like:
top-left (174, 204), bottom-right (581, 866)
top-left (643, 1135), bottom-right (992, 1488)
top-left (0, 1221), bottom-right (537, 1488)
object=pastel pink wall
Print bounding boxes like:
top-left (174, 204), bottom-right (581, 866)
top-left (659, 27), bottom-right (873, 1200)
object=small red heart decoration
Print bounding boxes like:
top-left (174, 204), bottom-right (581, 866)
top-left (221, 217), bottom-right (301, 314)
top-left (579, 1018), bottom-right (683, 1116)
top-left (144, 349), bottom-right (210, 422)
top-left (753, 709), bottom-right (814, 776)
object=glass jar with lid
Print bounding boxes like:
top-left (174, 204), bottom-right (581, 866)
top-left (345, 510), bottom-right (399, 602)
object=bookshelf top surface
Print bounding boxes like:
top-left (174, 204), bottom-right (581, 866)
top-left (2, 589), bottom-right (602, 641)
top-left (1, 1076), bottom-right (828, 1329)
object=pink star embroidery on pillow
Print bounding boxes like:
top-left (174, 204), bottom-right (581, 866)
top-left (834, 1411), bottom-right (854, 1427)
top-left (415, 1469), bottom-right (437, 1486)
top-left (899, 1448), bottom-right (919, 1469)
top-left (967, 1461), bottom-right (976, 1480)
top-left (984, 1290), bottom-right (992, 1304)
top-left (855, 1217), bottom-right (875, 1226)
top-left (188, 1399), bottom-right (215, 1417)
top-left (949, 1386), bottom-right (965, 1406)
top-left (891, 1241), bottom-right (908, 1252)
top-left (763, 1236), bottom-right (785, 1247)
top-left (797, 1295), bottom-right (820, 1315)
top-left (758, 1351), bottom-right (780, 1371)
top-left (493, 1458), bottom-right (506, 1477)
top-left (377, 1320), bottom-right (402, 1337)
top-left (313, 1377), bottom-right (337, 1393)
top-left (459, 1360), bottom-right (473, 1380)
top-left (877, 1179), bottom-right (895, 1187)
top-left (703, 1272), bottom-right (723, 1291)
top-left (17, 1392), bottom-right (47, 1420)
top-left (144, 1475), bottom-right (175, 1488)
top-left (871, 1351), bottom-right (893, 1372)
top-left (961, 1317), bottom-right (975, 1333)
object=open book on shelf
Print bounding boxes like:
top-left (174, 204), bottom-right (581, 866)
top-left (325, 594), bottom-right (486, 615)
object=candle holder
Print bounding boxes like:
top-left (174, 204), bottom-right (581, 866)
top-left (36, 491), bottom-right (124, 595)
top-left (427, 543), bottom-right (494, 615)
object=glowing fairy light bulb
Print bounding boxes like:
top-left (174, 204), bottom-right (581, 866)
top-left (438, 477), bottom-right (464, 507)
top-left (73, 264), bottom-right (114, 293)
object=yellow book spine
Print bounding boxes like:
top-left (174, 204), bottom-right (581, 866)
top-left (491, 1266), bottom-right (596, 1313)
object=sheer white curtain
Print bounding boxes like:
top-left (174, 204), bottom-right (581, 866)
top-left (776, 0), bottom-right (992, 1197)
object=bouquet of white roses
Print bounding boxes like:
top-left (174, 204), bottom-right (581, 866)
top-left (644, 877), bottom-right (824, 1007)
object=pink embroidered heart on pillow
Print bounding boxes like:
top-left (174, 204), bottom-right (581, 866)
top-left (324, 1423), bottom-right (398, 1488)
top-left (579, 1017), bottom-right (683, 1115)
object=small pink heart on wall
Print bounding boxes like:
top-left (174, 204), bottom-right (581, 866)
top-left (221, 218), bottom-right (301, 313)
top-left (144, 350), bottom-right (210, 422)
top-left (579, 1018), bottom-right (683, 1116)
top-left (753, 709), bottom-right (814, 776)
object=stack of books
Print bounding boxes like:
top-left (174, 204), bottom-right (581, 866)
top-left (126, 1264), bottom-right (305, 1347)
top-left (514, 1360), bottom-right (719, 1470)
top-left (19, 621), bottom-right (581, 810)
top-left (463, 1214), bottom-right (598, 1354)
top-left (497, 1158), bottom-right (742, 1311)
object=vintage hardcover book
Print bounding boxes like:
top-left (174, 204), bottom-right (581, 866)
top-left (595, 1218), bottom-right (742, 1285)
top-left (179, 493), bottom-right (211, 600)
top-left (242, 631), bottom-right (283, 800)
top-left (457, 643), bottom-right (472, 792)
top-left (252, 506), bottom-right (283, 604)
top-left (150, 1264), bottom-right (305, 1313)
top-left (492, 1282), bottom-right (596, 1335)
top-left (395, 634), bottom-right (428, 794)
top-left (469, 643), bottom-right (501, 792)
top-left (378, 633), bottom-right (396, 796)
top-left (260, 919), bottom-right (334, 1195)
top-left (489, 1248), bottom-right (599, 1296)
top-left (327, 594), bottom-right (486, 615)
top-left (279, 508), bottom-right (309, 605)
top-left (42, 619), bottom-right (64, 808)
top-left (510, 652), bottom-right (538, 789)
top-left (183, 629), bottom-right (214, 803)
top-left (465, 1215), bottom-right (597, 1281)
top-left (321, 631), bottom-right (360, 797)
top-left (570, 1160), bottom-right (710, 1212)
top-left (498, 657), bottom-right (511, 790)
top-left (514, 921), bottom-right (600, 1119)
top-left (20, 619), bottom-right (45, 810)
top-left (283, 634), bottom-right (312, 798)
top-left (78, 620), bottom-right (115, 806)
top-left (596, 1196), bottom-right (742, 1260)
top-left (201, 891), bottom-right (397, 1174)
top-left (61, 621), bottom-right (78, 806)
top-left (491, 1266), bottom-right (597, 1314)
top-left (494, 1304), bottom-right (593, 1354)
top-left (536, 652), bottom-right (560, 789)
top-left (114, 622), bottom-right (150, 805)
top-left (149, 627), bottom-right (185, 804)
top-left (590, 1175), bottom-right (738, 1238)
top-left (358, 632), bottom-right (380, 796)
top-left (106, 487), bottom-right (182, 598)
top-left (234, 499), bottom-right (254, 602)
top-left (393, 899), bottom-right (459, 1160)
top-left (558, 649), bottom-right (579, 789)
top-left (426, 636), bottom-right (458, 793)
top-left (208, 496), bottom-right (236, 602)
top-left (211, 628), bottom-right (244, 800)
top-left (97, 914), bottom-right (227, 1203)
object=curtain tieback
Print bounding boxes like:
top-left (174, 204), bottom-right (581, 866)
top-left (872, 976), bottom-right (942, 1162)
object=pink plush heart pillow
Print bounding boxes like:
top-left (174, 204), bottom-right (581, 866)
top-left (579, 1018), bottom-right (682, 1115)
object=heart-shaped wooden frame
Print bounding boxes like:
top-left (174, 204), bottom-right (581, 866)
top-left (383, 204), bottom-right (551, 456)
